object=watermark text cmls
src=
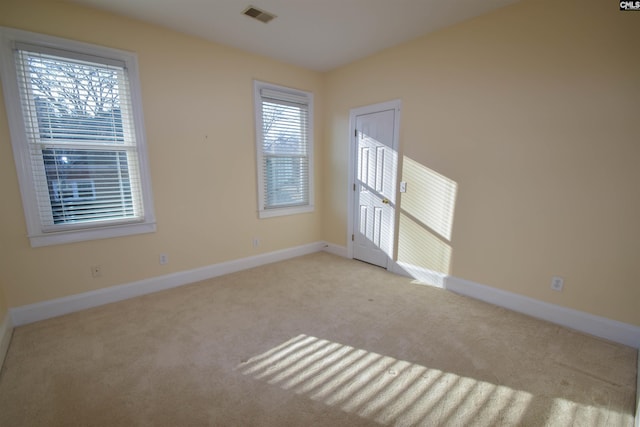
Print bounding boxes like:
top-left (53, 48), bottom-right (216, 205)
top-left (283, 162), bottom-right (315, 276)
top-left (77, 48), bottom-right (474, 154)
top-left (620, 1), bottom-right (640, 10)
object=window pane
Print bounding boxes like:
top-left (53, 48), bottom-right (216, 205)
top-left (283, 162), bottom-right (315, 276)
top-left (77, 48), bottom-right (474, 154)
top-left (265, 156), bottom-right (308, 208)
top-left (24, 53), bottom-right (125, 144)
top-left (42, 148), bottom-right (136, 225)
top-left (262, 101), bottom-right (307, 156)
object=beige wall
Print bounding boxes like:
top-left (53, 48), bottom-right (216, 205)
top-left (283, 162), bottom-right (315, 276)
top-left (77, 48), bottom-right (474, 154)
top-left (1, 0), bottom-right (638, 329)
top-left (324, 0), bottom-right (640, 325)
top-left (0, 0), bottom-right (323, 307)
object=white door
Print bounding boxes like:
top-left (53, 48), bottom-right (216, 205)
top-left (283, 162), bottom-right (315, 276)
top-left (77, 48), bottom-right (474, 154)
top-left (352, 107), bottom-right (398, 268)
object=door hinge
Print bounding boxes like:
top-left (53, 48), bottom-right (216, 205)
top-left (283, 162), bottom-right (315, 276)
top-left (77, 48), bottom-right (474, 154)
top-left (354, 129), bottom-right (357, 137)
top-left (353, 183), bottom-right (356, 191)
top-left (352, 234), bottom-right (354, 241)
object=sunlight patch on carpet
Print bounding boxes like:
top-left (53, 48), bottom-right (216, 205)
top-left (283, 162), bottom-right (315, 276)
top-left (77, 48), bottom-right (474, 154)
top-left (235, 334), bottom-right (632, 426)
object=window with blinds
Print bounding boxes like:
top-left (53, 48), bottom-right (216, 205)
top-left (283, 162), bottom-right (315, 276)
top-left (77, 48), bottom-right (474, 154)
top-left (254, 81), bottom-right (314, 218)
top-left (0, 27), bottom-right (156, 246)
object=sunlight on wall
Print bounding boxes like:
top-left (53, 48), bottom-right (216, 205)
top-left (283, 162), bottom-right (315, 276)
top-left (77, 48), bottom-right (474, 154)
top-left (236, 335), bottom-right (631, 426)
top-left (397, 213), bottom-right (452, 287)
top-left (401, 157), bottom-right (457, 241)
top-left (396, 157), bottom-right (457, 287)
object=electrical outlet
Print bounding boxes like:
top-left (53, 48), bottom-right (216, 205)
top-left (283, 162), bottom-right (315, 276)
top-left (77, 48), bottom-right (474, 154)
top-left (400, 181), bottom-right (407, 193)
top-left (253, 237), bottom-right (260, 248)
top-left (551, 276), bottom-right (564, 292)
top-left (159, 254), bottom-right (168, 265)
top-left (91, 265), bottom-right (102, 278)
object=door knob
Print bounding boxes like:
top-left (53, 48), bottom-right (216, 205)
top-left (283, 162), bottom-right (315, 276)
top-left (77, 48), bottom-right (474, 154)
top-left (382, 198), bottom-right (390, 204)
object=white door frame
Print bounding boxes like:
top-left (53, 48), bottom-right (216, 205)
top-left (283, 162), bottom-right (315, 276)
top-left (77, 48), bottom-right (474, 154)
top-left (347, 99), bottom-right (402, 267)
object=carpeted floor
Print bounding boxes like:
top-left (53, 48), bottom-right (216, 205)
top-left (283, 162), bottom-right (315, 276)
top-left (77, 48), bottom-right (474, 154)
top-left (0, 252), bottom-right (636, 426)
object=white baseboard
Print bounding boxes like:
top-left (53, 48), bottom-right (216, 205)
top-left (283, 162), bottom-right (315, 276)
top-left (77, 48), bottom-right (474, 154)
top-left (389, 261), bottom-right (447, 288)
top-left (445, 276), bottom-right (640, 349)
top-left (10, 241), bottom-right (326, 327)
top-left (0, 312), bottom-right (13, 370)
top-left (323, 243), bottom-right (348, 258)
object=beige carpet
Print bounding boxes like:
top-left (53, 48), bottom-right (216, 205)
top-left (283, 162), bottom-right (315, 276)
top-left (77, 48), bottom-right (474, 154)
top-left (0, 252), bottom-right (636, 426)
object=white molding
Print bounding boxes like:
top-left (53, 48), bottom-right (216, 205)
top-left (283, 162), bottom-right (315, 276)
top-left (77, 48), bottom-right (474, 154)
top-left (10, 241), bottom-right (325, 327)
top-left (30, 222), bottom-right (157, 247)
top-left (258, 205), bottom-right (315, 219)
top-left (390, 261), bottom-right (447, 288)
top-left (323, 242), bottom-right (348, 258)
top-left (445, 276), bottom-right (640, 349)
top-left (0, 312), bottom-right (13, 370)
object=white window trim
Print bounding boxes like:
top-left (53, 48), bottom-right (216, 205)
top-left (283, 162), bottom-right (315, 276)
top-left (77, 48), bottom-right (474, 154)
top-left (0, 27), bottom-right (156, 247)
top-left (254, 80), bottom-right (314, 219)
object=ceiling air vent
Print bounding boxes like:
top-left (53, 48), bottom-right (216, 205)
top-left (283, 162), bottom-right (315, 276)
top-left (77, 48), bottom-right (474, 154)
top-left (242, 6), bottom-right (276, 23)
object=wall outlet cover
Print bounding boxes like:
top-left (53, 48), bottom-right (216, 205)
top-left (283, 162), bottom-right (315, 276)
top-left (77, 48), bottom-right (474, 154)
top-left (551, 276), bottom-right (564, 292)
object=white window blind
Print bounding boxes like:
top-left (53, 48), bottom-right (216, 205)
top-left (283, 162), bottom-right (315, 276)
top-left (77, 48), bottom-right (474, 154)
top-left (255, 82), bottom-right (313, 217)
top-left (0, 27), bottom-right (156, 246)
top-left (15, 47), bottom-right (145, 230)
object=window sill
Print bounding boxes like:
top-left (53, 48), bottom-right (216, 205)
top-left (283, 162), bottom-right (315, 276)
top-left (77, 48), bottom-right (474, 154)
top-left (258, 205), bottom-right (314, 219)
top-left (29, 221), bottom-right (157, 247)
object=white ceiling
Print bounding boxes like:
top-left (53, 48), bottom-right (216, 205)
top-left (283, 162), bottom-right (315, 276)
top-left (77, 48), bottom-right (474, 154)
top-left (70, 0), bottom-right (522, 72)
